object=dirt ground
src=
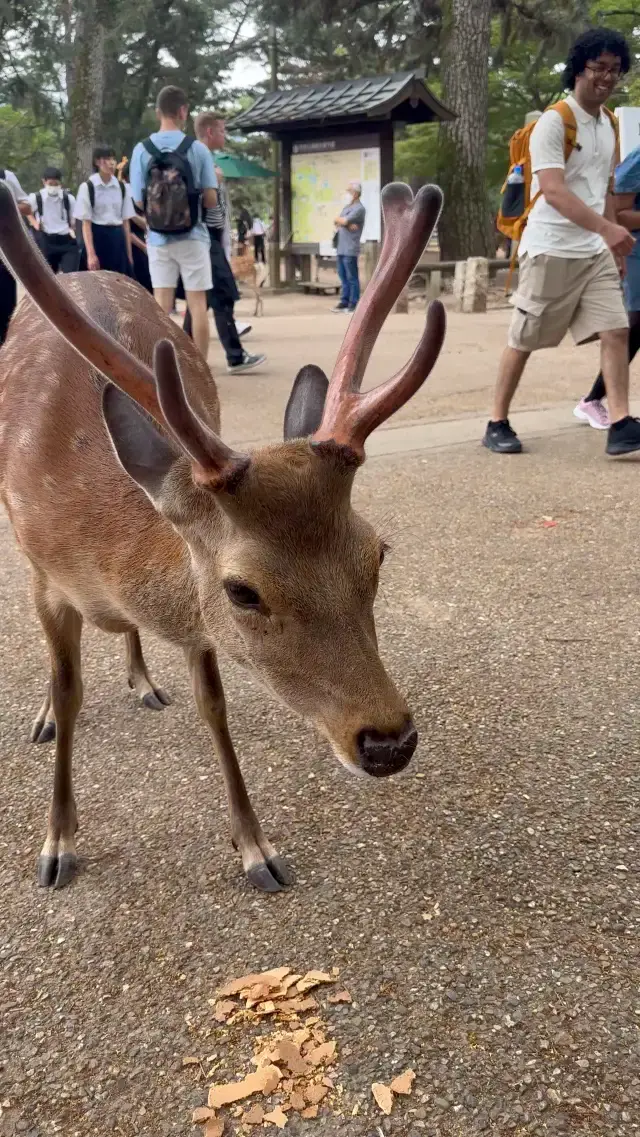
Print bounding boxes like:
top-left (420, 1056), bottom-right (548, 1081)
top-left (1, 292), bottom-right (639, 1137)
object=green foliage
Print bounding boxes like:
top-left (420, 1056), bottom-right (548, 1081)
top-left (0, 104), bottom-right (62, 188)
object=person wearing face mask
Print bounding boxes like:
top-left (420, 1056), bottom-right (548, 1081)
top-left (331, 181), bottom-right (366, 313)
top-left (29, 166), bottom-right (79, 274)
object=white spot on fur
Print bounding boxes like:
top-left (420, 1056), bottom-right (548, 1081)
top-left (17, 426), bottom-right (35, 451)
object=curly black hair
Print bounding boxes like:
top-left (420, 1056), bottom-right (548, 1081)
top-left (563, 27), bottom-right (631, 89)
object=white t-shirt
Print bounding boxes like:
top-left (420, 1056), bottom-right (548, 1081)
top-left (520, 94), bottom-right (616, 259)
top-left (2, 170), bottom-right (29, 206)
top-left (74, 174), bottom-right (135, 226)
top-left (252, 218), bottom-right (266, 236)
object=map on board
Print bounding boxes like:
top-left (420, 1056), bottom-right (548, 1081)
top-left (291, 146), bottom-right (381, 246)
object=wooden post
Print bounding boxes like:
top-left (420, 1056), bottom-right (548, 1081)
top-left (280, 134), bottom-right (294, 285)
top-left (268, 26), bottom-right (282, 290)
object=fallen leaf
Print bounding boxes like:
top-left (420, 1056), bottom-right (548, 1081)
top-left (390, 1069), bottom-right (416, 1096)
top-left (296, 971), bottom-right (333, 994)
top-left (327, 990), bottom-right (352, 1004)
top-left (307, 1041), bottom-right (337, 1066)
top-left (305, 1084), bottom-right (328, 1105)
top-left (208, 1065), bottom-right (281, 1108)
top-left (372, 1083), bottom-right (393, 1115)
top-left (242, 1104), bottom-right (265, 1125)
top-left (289, 1092), bottom-right (306, 1112)
top-left (183, 1056), bottom-right (200, 1066)
top-left (192, 1107), bottom-right (217, 1123)
top-left (301, 1106), bottom-right (318, 1119)
top-left (213, 1000), bottom-right (237, 1023)
top-left (263, 1106), bottom-right (288, 1129)
top-left (204, 1121), bottom-right (224, 1137)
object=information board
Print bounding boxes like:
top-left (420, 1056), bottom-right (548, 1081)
top-left (291, 138), bottom-right (381, 246)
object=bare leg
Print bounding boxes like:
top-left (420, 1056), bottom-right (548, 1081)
top-left (600, 327), bottom-right (630, 423)
top-left (186, 646), bottom-right (293, 892)
top-left (492, 345), bottom-right (530, 421)
top-left (31, 679), bottom-right (56, 744)
top-left (154, 286), bottom-right (175, 316)
top-left (33, 575), bottom-right (83, 889)
top-left (125, 629), bottom-right (171, 711)
top-left (185, 290), bottom-right (210, 362)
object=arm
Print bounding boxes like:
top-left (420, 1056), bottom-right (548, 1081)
top-left (539, 169), bottom-right (634, 254)
top-left (130, 231), bottom-right (147, 253)
top-left (202, 187), bottom-right (219, 209)
top-left (614, 191), bottom-right (640, 232)
top-left (198, 141), bottom-right (218, 211)
top-left (130, 211), bottom-right (146, 231)
top-left (82, 220), bottom-right (99, 269)
top-left (123, 218), bottom-right (133, 265)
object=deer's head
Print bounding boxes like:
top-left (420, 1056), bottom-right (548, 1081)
top-left (0, 181), bottom-right (444, 778)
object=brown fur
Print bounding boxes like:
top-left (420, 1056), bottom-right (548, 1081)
top-left (229, 252), bottom-right (266, 316)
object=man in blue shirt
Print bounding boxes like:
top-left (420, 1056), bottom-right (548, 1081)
top-left (130, 85), bottom-right (218, 361)
top-left (331, 181), bottom-right (366, 313)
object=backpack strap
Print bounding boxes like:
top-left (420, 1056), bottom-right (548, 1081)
top-left (0, 170), bottom-right (4, 180)
top-left (602, 106), bottom-right (621, 191)
top-left (142, 138), bottom-right (162, 160)
top-left (86, 180), bottom-right (95, 211)
top-left (62, 189), bottom-right (71, 227)
top-left (176, 136), bottom-right (195, 156)
top-left (35, 190), bottom-right (43, 218)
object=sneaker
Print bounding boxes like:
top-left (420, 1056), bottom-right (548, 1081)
top-left (227, 352), bottom-right (266, 374)
top-left (331, 303), bottom-right (349, 313)
top-left (235, 321), bottom-right (252, 337)
top-left (346, 305), bottom-right (357, 312)
top-left (606, 415), bottom-right (640, 456)
top-left (482, 419), bottom-right (523, 453)
top-left (573, 397), bottom-right (609, 430)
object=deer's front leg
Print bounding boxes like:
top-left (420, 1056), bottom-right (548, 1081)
top-left (186, 647), bottom-right (293, 893)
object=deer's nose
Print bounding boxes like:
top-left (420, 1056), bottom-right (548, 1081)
top-left (357, 720), bottom-right (418, 777)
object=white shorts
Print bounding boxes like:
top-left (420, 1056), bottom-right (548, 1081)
top-left (147, 238), bottom-right (212, 292)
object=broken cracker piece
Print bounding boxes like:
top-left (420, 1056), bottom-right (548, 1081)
top-left (289, 1092), bottom-right (306, 1112)
top-left (213, 1000), bottom-right (237, 1023)
top-left (306, 1041), bottom-right (337, 1066)
top-left (208, 1064), bottom-right (281, 1109)
top-left (242, 1104), bottom-right (265, 1125)
top-left (183, 1056), bottom-right (200, 1066)
top-left (204, 1120), bottom-right (224, 1137)
top-left (263, 1105), bottom-right (288, 1129)
top-left (305, 1084), bottom-right (328, 1106)
top-left (390, 1069), bottom-right (416, 1096)
top-left (301, 1105), bottom-right (319, 1119)
top-left (216, 968), bottom-right (291, 998)
top-left (372, 1083), bottom-right (394, 1115)
top-left (327, 990), bottom-right (352, 1004)
top-left (278, 996), bottom-right (318, 1015)
top-left (192, 1107), bottom-right (216, 1123)
top-left (270, 1040), bottom-right (309, 1076)
top-left (296, 971), bottom-right (333, 994)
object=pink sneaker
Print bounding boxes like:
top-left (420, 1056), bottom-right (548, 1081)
top-left (573, 397), bottom-right (610, 430)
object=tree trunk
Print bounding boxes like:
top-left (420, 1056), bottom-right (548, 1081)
top-left (67, 0), bottom-right (109, 184)
top-left (437, 0), bottom-right (495, 260)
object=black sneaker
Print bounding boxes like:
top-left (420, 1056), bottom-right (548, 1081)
top-left (331, 303), bottom-right (349, 313)
top-left (482, 419), bottom-right (523, 453)
top-left (606, 415), bottom-right (640, 455)
top-left (227, 352), bottom-right (266, 374)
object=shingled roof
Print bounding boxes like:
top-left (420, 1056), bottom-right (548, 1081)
top-left (230, 71), bottom-right (454, 132)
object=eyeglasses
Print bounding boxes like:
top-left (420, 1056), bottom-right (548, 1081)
top-left (585, 63), bottom-right (621, 80)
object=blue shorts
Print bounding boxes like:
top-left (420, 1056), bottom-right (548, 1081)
top-left (623, 256), bottom-right (640, 313)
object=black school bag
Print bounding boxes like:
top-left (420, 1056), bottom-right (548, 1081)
top-left (141, 136), bottom-right (200, 234)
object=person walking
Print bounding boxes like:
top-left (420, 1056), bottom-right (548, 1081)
top-left (181, 111), bottom-right (265, 374)
top-left (252, 216), bottom-right (266, 263)
top-left (574, 142), bottom-right (640, 429)
top-left (0, 167), bottom-right (31, 344)
top-left (331, 181), bottom-right (366, 313)
top-left (30, 166), bottom-right (78, 274)
top-left (75, 146), bottom-right (135, 275)
top-left (483, 28), bottom-right (640, 457)
top-left (130, 85), bottom-right (218, 362)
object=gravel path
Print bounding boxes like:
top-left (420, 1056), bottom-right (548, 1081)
top-left (1, 425), bottom-right (639, 1137)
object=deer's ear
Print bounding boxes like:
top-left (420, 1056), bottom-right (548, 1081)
top-left (284, 365), bottom-right (329, 440)
top-left (102, 383), bottom-right (181, 505)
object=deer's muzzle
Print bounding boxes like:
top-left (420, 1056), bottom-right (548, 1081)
top-left (356, 719), bottom-right (418, 777)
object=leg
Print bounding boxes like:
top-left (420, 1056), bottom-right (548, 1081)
top-left (599, 327), bottom-right (630, 423)
top-left (33, 576), bottom-right (83, 889)
top-left (31, 680), bottom-right (56, 744)
top-left (185, 290), bottom-right (210, 361)
top-left (154, 286), bottom-right (176, 316)
top-left (347, 256), bottom-right (360, 307)
top-left (213, 303), bottom-right (244, 367)
top-left (336, 255), bottom-right (349, 307)
top-left (59, 240), bottom-right (80, 274)
top-left (125, 629), bottom-right (171, 710)
top-left (186, 647), bottom-right (293, 892)
top-left (492, 345), bottom-right (530, 420)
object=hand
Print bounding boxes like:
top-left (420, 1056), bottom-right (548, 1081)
top-left (615, 253), bottom-right (627, 279)
top-left (88, 253), bottom-right (100, 271)
top-left (602, 220), bottom-right (635, 257)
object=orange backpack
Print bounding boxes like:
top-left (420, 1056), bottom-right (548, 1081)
top-left (497, 100), bottom-right (620, 244)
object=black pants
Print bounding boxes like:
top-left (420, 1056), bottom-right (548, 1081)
top-left (254, 234), bottom-right (266, 264)
top-left (182, 233), bottom-right (244, 367)
top-left (585, 310), bottom-right (640, 402)
top-left (79, 224), bottom-right (131, 275)
top-left (37, 232), bottom-right (79, 274)
top-left (0, 258), bottom-right (16, 345)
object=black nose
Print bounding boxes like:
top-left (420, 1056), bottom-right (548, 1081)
top-left (357, 721), bottom-right (418, 777)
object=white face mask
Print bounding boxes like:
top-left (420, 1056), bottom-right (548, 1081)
top-left (343, 192), bottom-right (353, 205)
top-left (45, 185), bottom-right (62, 197)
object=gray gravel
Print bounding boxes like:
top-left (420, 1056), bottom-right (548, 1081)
top-left (1, 427), bottom-right (639, 1136)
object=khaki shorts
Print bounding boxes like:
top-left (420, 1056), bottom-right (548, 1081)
top-left (509, 250), bottom-right (628, 352)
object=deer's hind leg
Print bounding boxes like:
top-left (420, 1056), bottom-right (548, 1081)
top-left (33, 575), bottom-right (83, 889)
top-left (186, 646), bottom-right (293, 893)
top-left (125, 629), bottom-right (171, 711)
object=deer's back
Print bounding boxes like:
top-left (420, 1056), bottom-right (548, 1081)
top-left (0, 273), bottom-right (212, 639)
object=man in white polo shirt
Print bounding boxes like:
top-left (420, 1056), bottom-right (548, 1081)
top-left (30, 166), bottom-right (78, 274)
top-left (484, 27), bottom-right (640, 457)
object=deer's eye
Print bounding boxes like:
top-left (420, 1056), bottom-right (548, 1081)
top-left (379, 542), bottom-right (390, 566)
top-left (224, 580), bottom-right (262, 610)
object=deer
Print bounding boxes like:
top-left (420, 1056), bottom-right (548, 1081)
top-left (0, 180), bottom-right (445, 893)
top-left (229, 251), bottom-right (266, 316)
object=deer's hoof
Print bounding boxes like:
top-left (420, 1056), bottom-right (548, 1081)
top-left (142, 688), bottom-right (171, 711)
top-left (37, 851), bottom-right (77, 889)
top-left (31, 719), bottom-right (56, 744)
top-left (246, 856), bottom-right (294, 893)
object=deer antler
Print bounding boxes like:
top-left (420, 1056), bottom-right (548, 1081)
top-left (312, 183), bottom-right (445, 458)
top-left (0, 183), bottom-right (247, 486)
